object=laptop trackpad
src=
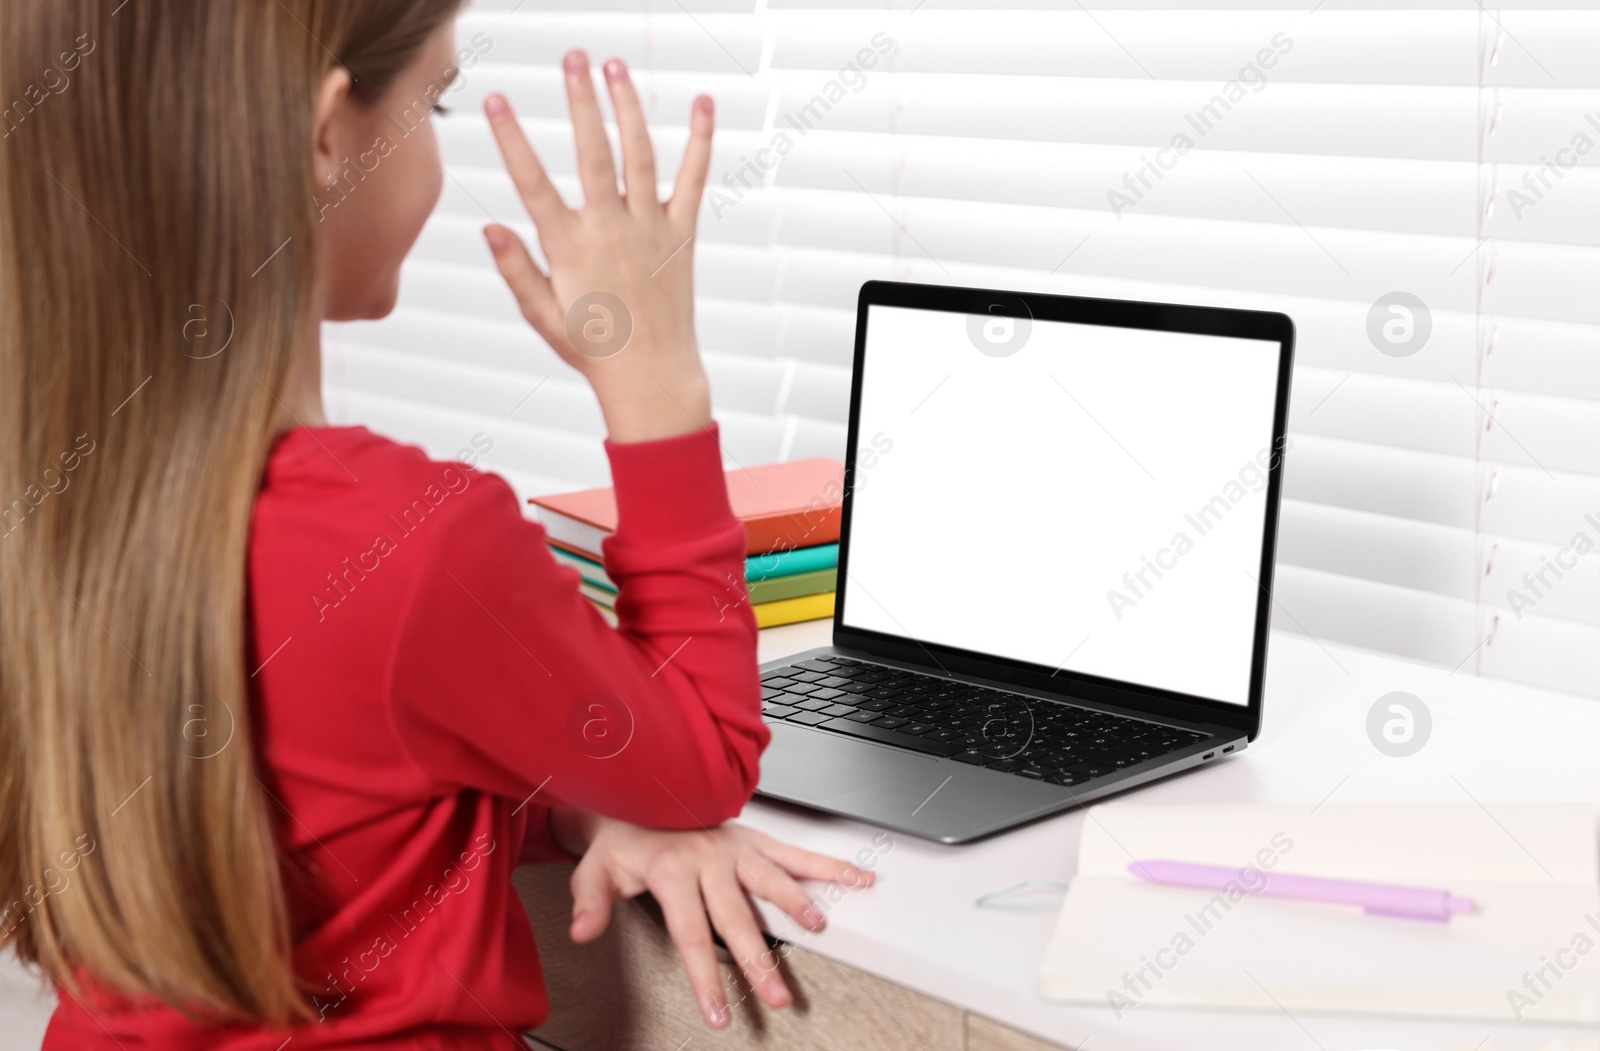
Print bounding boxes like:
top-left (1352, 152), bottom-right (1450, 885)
top-left (758, 721), bottom-right (951, 811)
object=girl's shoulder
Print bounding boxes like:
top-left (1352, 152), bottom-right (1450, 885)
top-left (264, 425), bottom-right (502, 497)
top-left (256, 425), bottom-right (520, 557)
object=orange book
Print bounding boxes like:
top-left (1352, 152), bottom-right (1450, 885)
top-left (529, 458), bottom-right (844, 558)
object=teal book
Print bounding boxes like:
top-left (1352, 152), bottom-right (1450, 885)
top-left (746, 542), bottom-right (839, 581)
top-left (549, 541), bottom-right (839, 591)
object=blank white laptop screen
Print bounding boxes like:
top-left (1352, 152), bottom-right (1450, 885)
top-left (841, 304), bottom-right (1283, 707)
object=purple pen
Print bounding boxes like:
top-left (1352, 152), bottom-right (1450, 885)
top-left (1128, 859), bottom-right (1477, 923)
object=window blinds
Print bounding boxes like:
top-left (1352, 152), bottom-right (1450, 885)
top-left (322, 1), bottom-right (1600, 699)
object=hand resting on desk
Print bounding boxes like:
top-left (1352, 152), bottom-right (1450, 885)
top-left (550, 809), bottom-right (873, 1029)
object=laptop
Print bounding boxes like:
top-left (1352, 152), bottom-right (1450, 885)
top-left (755, 280), bottom-right (1295, 844)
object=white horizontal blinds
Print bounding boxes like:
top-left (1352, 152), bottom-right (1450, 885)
top-left (1474, 6), bottom-right (1600, 697)
top-left (322, 2), bottom-right (1600, 697)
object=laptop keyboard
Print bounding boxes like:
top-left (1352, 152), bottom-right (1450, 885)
top-left (761, 655), bottom-right (1210, 788)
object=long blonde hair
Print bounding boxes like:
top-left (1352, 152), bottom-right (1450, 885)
top-left (0, 0), bottom-right (459, 1024)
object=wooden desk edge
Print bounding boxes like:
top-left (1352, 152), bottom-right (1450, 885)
top-left (514, 864), bottom-right (1072, 1051)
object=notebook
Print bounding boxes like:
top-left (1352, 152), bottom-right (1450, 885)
top-left (1038, 803), bottom-right (1600, 1025)
top-left (529, 458), bottom-right (844, 558)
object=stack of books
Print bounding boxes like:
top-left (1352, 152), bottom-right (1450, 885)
top-left (530, 458), bottom-right (844, 628)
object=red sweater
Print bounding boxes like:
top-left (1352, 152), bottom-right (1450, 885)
top-left (45, 423), bottom-right (766, 1049)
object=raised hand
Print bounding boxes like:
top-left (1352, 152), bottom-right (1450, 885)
top-left (483, 51), bottom-right (715, 443)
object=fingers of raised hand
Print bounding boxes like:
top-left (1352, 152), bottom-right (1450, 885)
top-left (484, 94), bottom-right (569, 231)
top-left (561, 50), bottom-right (622, 208)
top-left (667, 95), bottom-right (714, 232)
top-left (601, 59), bottom-right (660, 217)
top-left (483, 225), bottom-right (564, 345)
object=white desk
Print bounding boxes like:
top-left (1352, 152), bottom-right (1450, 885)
top-left (743, 620), bottom-right (1600, 1051)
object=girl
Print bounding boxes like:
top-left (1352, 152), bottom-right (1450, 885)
top-left (0, 2), bottom-right (868, 1047)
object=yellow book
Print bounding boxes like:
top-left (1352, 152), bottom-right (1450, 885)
top-left (580, 584), bottom-right (834, 629)
top-left (752, 590), bottom-right (835, 628)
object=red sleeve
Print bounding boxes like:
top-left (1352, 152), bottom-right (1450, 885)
top-left (386, 424), bottom-right (767, 830)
